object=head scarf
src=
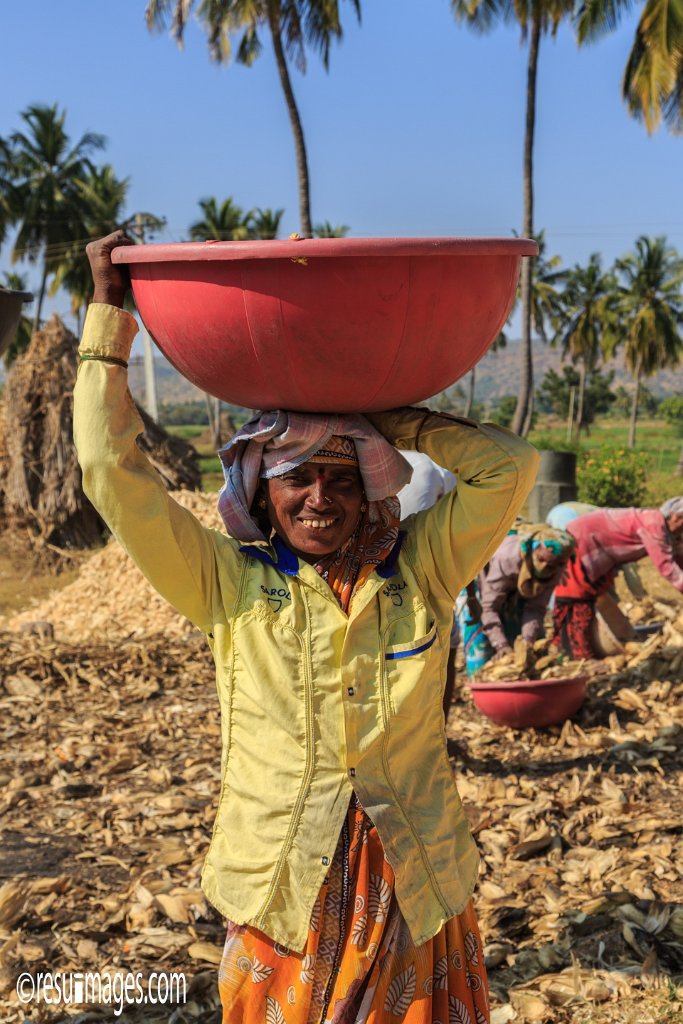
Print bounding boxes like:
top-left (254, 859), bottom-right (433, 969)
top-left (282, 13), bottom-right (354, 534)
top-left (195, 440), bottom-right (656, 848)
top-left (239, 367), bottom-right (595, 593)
top-left (517, 525), bottom-right (576, 598)
top-left (307, 434), bottom-right (359, 467)
top-left (661, 497), bottom-right (683, 520)
top-left (217, 411), bottom-right (413, 612)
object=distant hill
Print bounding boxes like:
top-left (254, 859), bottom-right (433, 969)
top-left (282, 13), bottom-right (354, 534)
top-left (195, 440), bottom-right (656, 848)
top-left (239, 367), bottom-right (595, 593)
top-left (454, 338), bottom-right (682, 408)
top-left (128, 354), bottom-right (207, 405)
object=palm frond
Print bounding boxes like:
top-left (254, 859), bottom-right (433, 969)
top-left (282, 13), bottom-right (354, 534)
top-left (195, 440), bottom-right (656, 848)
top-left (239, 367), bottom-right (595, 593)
top-left (146, 0), bottom-right (196, 46)
top-left (451, 0), bottom-right (514, 35)
top-left (314, 220), bottom-right (349, 237)
top-left (575, 0), bottom-right (634, 43)
top-left (236, 23), bottom-right (263, 63)
top-left (622, 0), bottom-right (683, 131)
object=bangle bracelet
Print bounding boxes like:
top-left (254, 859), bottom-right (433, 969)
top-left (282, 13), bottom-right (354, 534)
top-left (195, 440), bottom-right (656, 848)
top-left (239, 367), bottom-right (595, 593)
top-left (80, 353), bottom-right (128, 369)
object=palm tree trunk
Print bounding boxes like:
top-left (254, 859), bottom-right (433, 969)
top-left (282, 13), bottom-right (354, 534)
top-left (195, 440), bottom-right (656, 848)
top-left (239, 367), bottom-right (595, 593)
top-left (33, 259), bottom-right (49, 335)
top-left (628, 360), bottom-right (641, 449)
top-left (268, 5), bottom-right (313, 238)
top-left (575, 361), bottom-right (587, 441)
top-left (511, 14), bottom-right (541, 437)
top-left (522, 388), bottom-right (535, 435)
top-left (464, 366), bottom-right (476, 417)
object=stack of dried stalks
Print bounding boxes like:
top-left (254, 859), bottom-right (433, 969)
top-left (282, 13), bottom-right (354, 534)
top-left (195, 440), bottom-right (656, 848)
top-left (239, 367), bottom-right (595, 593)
top-left (0, 315), bottom-right (201, 550)
top-left (473, 636), bottom-right (587, 682)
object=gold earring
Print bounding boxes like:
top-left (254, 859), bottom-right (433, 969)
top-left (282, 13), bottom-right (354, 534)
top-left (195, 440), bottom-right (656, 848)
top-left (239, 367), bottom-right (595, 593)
top-left (257, 497), bottom-right (267, 510)
top-left (360, 501), bottom-right (368, 513)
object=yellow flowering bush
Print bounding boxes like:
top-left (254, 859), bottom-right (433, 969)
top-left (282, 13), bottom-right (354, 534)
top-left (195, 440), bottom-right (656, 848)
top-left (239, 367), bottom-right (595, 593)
top-left (577, 446), bottom-right (650, 507)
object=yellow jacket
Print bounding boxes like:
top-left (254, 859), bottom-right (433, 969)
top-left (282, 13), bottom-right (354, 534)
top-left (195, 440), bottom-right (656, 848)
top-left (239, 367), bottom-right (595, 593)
top-left (74, 303), bottom-right (539, 952)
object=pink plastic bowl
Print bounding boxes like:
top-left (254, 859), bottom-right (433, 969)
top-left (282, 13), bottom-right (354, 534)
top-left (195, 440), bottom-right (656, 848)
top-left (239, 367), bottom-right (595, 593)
top-left (467, 675), bottom-right (588, 728)
top-left (112, 237), bottom-right (537, 412)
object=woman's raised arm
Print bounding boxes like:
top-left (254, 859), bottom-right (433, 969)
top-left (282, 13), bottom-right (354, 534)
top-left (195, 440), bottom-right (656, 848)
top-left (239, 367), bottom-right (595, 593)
top-left (73, 233), bottom-right (242, 634)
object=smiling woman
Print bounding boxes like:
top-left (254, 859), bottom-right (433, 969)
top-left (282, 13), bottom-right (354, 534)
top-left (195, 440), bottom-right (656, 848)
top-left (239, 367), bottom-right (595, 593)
top-left (263, 455), bottom-right (365, 564)
top-left (73, 230), bottom-right (540, 1024)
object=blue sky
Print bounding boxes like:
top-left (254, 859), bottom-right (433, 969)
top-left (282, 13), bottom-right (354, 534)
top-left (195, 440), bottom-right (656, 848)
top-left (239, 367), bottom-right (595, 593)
top-left (2, 0), bottom-right (682, 344)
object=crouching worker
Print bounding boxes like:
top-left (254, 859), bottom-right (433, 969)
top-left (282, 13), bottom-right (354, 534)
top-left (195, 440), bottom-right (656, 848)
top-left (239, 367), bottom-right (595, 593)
top-left (73, 230), bottom-right (539, 1024)
top-left (552, 500), bottom-right (683, 659)
top-left (479, 526), bottom-right (576, 659)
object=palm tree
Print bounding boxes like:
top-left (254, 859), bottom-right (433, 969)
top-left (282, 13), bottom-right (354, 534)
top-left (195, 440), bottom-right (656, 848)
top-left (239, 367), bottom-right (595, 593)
top-left (608, 236), bottom-right (683, 448)
top-left (146, 0), bottom-right (361, 238)
top-left (512, 230), bottom-right (565, 432)
top-left (0, 137), bottom-right (18, 250)
top-left (451, 0), bottom-right (575, 435)
top-left (576, 0), bottom-right (683, 132)
top-left (1, 271), bottom-right (33, 366)
top-left (4, 103), bottom-right (106, 332)
top-left (528, 230), bottom-right (566, 344)
top-left (553, 253), bottom-right (617, 439)
top-left (189, 196), bottom-right (252, 241)
top-left (249, 207), bottom-right (285, 239)
top-left (49, 164), bottom-right (131, 333)
top-left (314, 221), bottom-right (350, 237)
top-left (463, 232), bottom-right (563, 424)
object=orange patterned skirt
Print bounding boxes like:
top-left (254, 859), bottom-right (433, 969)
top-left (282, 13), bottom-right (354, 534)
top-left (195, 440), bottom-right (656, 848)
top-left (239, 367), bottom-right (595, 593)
top-left (218, 798), bottom-right (489, 1023)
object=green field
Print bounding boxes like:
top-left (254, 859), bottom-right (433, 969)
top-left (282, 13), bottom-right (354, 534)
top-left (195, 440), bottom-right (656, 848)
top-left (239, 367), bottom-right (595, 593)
top-left (165, 425), bottom-right (224, 490)
top-left (165, 424), bottom-right (206, 440)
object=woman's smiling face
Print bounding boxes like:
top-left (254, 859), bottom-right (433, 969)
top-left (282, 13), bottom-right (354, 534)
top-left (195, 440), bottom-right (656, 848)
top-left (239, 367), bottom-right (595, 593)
top-left (265, 462), bottom-right (365, 563)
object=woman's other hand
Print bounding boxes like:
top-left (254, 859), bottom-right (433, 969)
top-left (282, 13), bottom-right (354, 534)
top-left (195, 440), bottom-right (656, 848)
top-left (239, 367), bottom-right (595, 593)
top-left (86, 229), bottom-right (135, 308)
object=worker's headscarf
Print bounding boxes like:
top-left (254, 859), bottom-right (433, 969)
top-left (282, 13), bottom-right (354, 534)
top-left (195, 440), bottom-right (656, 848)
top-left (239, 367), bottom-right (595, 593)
top-left (517, 525), bottom-right (577, 598)
top-left (217, 411), bottom-right (413, 612)
top-left (661, 497), bottom-right (683, 521)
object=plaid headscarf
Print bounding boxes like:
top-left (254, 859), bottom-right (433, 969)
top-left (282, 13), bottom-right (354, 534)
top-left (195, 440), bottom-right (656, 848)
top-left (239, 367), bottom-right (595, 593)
top-left (217, 410), bottom-right (412, 543)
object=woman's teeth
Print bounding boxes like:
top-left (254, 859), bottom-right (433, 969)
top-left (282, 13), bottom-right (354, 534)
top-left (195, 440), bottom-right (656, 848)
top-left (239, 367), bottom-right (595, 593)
top-left (301, 518), bottom-right (335, 529)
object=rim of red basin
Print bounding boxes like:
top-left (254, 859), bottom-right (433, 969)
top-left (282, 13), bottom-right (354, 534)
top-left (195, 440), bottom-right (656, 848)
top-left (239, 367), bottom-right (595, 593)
top-left (468, 675), bottom-right (588, 692)
top-left (112, 237), bottom-right (539, 264)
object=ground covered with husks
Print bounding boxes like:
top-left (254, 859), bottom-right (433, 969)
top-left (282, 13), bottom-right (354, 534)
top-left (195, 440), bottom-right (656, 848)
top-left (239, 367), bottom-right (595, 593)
top-left (0, 501), bottom-right (682, 1023)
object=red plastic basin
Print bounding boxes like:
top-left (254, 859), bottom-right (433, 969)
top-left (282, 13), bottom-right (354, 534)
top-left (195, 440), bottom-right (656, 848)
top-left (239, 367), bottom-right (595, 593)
top-left (112, 237), bottom-right (537, 412)
top-left (467, 675), bottom-right (588, 728)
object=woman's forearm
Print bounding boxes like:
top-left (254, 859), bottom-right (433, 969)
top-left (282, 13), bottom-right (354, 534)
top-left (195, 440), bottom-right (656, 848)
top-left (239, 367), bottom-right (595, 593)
top-left (73, 303), bottom-right (232, 632)
top-left (367, 408), bottom-right (539, 601)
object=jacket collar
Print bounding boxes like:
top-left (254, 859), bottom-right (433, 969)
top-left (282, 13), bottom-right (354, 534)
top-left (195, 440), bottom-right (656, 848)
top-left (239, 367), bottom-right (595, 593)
top-left (239, 531), bottom-right (405, 588)
top-left (239, 534), bottom-right (299, 576)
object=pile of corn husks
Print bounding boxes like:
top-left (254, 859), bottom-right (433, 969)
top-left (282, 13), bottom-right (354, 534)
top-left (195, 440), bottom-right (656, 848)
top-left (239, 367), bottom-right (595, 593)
top-left (0, 634), bottom-right (224, 1023)
top-left (1, 491), bottom-right (222, 644)
top-left (1, 507), bottom-right (682, 1022)
top-left (472, 635), bottom-right (587, 682)
top-left (473, 608), bottom-right (683, 685)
